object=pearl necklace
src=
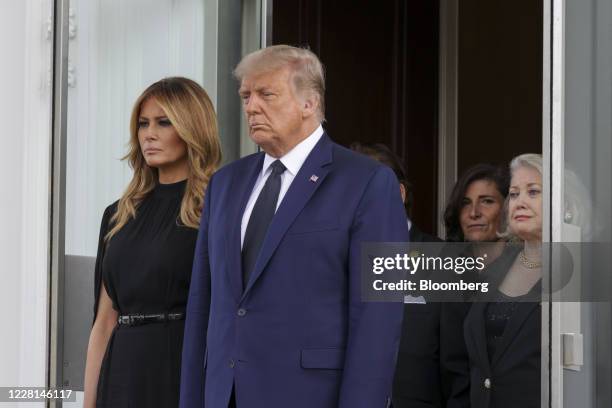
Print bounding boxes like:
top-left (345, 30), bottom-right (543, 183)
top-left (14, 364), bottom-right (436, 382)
top-left (519, 250), bottom-right (541, 269)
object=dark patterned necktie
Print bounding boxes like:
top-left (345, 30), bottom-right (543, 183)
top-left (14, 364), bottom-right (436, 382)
top-left (242, 160), bottom-right (287, 287)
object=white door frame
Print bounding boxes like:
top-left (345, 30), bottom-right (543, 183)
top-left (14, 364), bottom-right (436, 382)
top-left (545, 0), bottom-right (574, 405)
top-left (438, 0), bottom-right (566, 405)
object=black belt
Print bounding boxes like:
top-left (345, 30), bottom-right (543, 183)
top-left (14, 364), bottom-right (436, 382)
top-left (117, 312), bottom-right (185, 326)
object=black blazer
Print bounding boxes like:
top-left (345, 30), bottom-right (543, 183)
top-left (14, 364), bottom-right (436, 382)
top-left (393, 241), bottom-right (521, 408)
top-left (463, 251), bottom-right (541, 408)
top-left (392, 225), bottom-right (449, 408)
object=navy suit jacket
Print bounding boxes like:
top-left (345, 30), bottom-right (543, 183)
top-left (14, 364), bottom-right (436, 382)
top-left (179, 134), bottom-right (408, 408)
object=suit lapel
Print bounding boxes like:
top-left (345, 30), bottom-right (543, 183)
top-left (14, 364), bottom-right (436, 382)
top-left (241, 135), bottom-right (333, 299)
top-left (467, 302), bottom-right (492, 375)
top-left (225, 153), bottom-right (265, 302)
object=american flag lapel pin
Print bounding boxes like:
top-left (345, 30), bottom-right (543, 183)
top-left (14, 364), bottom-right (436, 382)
top-left (309, 174), bottom-right (319, 183)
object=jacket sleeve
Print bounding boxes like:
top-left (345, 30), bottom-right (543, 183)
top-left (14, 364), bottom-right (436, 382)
top-left (338, 166), bottom-right (409, 408)
top-left (179, 176), bottom-right (214, 408)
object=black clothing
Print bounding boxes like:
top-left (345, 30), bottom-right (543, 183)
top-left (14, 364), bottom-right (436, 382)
top-left (392, 226), bottom-right (444, 408)
top-left (439, 246), bottom-right (523, 408)
top-left (464, 251), bottom-right (541, 408)
top-left (484, 291), bottom-right (524, 360)
top-left (438, 302), bottom-right (472, 408)
top-left (228, 388), bottom-right (237, 408)
top-left (392, 241), bottom-right (521, 408)
top-left (409, 224), bottom-right (441, 244)
top-left (393, 300), bottom-right (444, 408)
top-left (93, 180), bottom-right (198, 408)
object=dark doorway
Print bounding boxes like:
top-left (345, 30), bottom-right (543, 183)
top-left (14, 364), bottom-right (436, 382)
top-left (272, 0), bottom-right (543, 237)
top-left (273, 0), bottom-right (440, 235)
top-left (456, 0), bottom-right (543, 175)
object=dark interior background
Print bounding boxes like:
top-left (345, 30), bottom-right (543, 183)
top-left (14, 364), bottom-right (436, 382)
top-left (457, 0), bottom-right (543, 174)
top-left (272, 0), bottom-right (542, 236)
top-left (273, 0), bottom-right (440, 234)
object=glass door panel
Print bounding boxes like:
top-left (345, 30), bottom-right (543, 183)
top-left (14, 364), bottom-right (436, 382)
top-left (547, 0), bottom-right (612, 406)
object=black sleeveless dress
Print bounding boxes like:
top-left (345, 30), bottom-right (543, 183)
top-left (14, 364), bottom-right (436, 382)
top-left (93, 180), bottom-right (198, 407)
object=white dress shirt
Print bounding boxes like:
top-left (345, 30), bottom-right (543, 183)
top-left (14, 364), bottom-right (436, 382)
top-left (240, 125), bottom-right (324, 247)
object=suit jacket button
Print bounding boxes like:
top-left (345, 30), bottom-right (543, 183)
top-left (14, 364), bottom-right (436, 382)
top-left (484, 378), bottom-right (491, 389)
top-left (229, 359), bottom-right (235, 368)
top-left (237, 308), bottom-right (247, 317)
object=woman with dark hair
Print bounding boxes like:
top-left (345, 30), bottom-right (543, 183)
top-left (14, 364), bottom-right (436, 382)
top-left (391, 163), bottom-right (510, 408)
top-left (437, 164), bottom-right (512, 407)
top-left (444, 163), bottom-right (509, 243)
top-left (83, 77), bottom-right (221, 408)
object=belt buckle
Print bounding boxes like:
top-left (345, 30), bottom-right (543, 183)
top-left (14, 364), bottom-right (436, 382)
top-left (131, 314), bottom-right (145, 325)
top-left (118, 314), bottom-right (145, 326)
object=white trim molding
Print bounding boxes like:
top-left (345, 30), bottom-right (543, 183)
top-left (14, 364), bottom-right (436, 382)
top-left (437, 0), bottom-right (459, 239)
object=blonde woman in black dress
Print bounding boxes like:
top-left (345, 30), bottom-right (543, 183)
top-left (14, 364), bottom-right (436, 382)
top-left (83, 77), bottom-right (221, 408)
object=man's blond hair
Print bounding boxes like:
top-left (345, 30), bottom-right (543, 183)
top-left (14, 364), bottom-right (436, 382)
top-left (234, 45), bottom-right (326, 121)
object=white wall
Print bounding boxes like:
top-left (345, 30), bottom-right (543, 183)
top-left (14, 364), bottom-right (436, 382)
top-left (65, 0), bottom-right (210, 257)
top-left (0, 1), bottom-right (52, 403)
top-left (0, 0), bottom-right (27, 387)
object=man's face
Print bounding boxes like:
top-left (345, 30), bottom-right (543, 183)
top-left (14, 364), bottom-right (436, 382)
top-left (239, 67), bottom-right (307, 157)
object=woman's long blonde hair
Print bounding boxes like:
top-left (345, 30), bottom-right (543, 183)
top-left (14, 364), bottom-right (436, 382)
top-left (106, 77), bottom-right (221, 241)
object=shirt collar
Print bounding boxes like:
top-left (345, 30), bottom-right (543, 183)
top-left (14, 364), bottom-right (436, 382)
top-left (261, 125), bottom-right (324, 176)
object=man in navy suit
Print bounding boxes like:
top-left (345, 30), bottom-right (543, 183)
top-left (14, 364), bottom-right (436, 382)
top-left (180, 45), bottom-right (408, 408)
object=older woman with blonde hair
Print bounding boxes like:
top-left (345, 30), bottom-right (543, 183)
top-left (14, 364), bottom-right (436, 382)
top-left (464, 153), bottom-right (543, 408)
top-left (83, 77), bottom-right (221, 408)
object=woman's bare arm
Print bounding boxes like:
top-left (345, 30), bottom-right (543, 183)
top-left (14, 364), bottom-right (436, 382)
top-left (83, 283), bottom-right (118, 408)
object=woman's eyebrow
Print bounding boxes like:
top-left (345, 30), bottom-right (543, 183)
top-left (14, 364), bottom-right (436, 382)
top-left (139, 115), bottom-right (168, 120)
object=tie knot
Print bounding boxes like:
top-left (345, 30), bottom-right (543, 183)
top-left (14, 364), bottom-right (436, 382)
top-left (270, 160), bottom-right (286, 175)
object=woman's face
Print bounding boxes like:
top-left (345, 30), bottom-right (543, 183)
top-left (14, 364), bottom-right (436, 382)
top-left (508, 166), bottom-right (542, 242)
top-left (137, 97), bottom-right (188, 176)
top-left (459, 179), bottom-right (504, 242)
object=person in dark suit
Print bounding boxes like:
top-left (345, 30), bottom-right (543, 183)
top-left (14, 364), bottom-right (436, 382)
top-left (388, 163), bottom-right (510, 408)
top-left (348, 142), bottom-right (445, 408)
top-left (464, 154), bottom-right (543, 408)
top-left (179, 45), bottom-right (409, 408)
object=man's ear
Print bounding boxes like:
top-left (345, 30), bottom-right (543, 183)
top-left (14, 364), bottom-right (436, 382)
top-left (399, 183), bottom-right (407, 204)
top-left (301, 93), bottom-right (318, 119)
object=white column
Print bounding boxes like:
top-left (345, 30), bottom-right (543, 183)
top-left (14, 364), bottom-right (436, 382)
top-left (0, 2), bottom-right (52, 407)
top-left (19, 0), bottom-right (53, 392)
